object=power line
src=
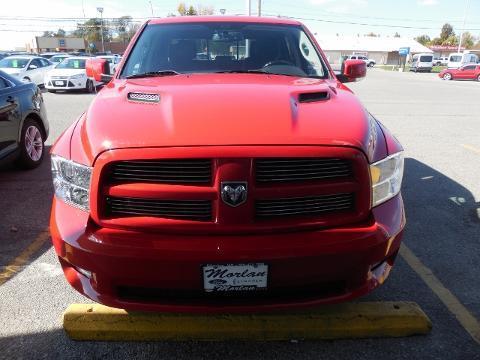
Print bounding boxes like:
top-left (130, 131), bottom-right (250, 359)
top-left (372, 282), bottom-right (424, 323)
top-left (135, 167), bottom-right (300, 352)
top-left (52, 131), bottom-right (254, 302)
top-left (262, 13), bottom-right (480, 31)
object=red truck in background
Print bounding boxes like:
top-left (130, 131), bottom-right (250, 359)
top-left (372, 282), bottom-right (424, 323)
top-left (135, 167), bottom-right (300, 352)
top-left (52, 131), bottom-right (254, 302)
top-left (50, 16), bottom-right (405, 313)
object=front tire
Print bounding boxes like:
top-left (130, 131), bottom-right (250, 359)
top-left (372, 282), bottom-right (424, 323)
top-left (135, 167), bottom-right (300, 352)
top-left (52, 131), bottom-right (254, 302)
top-left (443, 73), bottom-right (452, 80)
top-left (85, 79), bottom-right (95, 93)
top-left (477, 74), bottom-right (480, 82)
top-left (17, 118), bottom-right (45, 169)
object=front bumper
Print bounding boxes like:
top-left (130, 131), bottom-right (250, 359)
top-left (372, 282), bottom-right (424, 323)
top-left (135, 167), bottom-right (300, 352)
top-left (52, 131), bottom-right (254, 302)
top-left (51, 192), bottom-right (405, 313)
top-left (45, 77), bottom-right (87, 90)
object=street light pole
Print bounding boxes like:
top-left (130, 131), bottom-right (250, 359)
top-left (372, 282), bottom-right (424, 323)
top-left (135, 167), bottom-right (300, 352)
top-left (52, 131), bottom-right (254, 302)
top-left (246, 0), bottom-right (251, 16)
top-left (149, 1), bottom-right (154, 17)
top-left (97, 7), bottom-right (105, 53)
top-left (457, 0), bottom-right (470, 53)
top-left (258, 0), bottom-right (261, 16)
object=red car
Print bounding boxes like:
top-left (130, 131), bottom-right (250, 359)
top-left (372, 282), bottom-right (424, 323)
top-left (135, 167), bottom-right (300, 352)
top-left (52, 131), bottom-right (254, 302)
top-left (439, 64), bottom-right (480, 81)
top-left (50, 16), bottom-right (405, 313)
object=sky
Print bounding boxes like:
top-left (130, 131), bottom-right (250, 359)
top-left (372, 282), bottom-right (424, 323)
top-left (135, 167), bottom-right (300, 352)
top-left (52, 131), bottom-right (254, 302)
top-left (1, 0), bottom-right (480, 50)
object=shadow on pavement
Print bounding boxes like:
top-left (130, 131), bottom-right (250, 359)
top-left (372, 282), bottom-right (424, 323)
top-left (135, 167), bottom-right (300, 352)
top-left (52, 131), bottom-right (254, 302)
top-left (0, 147), bottom-right (53, 284)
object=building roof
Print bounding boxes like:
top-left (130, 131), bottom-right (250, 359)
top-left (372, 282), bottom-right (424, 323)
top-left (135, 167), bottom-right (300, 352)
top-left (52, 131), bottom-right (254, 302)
top-left (314, 34), bottom-right (432, 54)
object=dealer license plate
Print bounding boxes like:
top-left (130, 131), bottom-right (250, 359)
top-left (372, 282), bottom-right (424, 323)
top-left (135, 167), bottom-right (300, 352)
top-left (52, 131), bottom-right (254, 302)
top-left (203, 263), bottom-right (268, 292)
top-left (54, 81), bottom-right (64, 86)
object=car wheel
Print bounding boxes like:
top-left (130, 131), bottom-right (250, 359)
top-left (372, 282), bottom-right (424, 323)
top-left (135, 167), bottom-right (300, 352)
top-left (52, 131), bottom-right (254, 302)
top-left (85, 79), bottom-right (95, 93)
top-left (477, 74), bottom-right (480, 82)
top-left (17, 118), bottom-right (45, 169)
top-left (443, 73), bottom-right (452, 80)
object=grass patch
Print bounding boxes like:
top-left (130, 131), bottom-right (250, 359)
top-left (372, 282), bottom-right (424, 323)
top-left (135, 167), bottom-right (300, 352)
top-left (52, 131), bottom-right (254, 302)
top-left (376, 65), bottom-right (446, 73)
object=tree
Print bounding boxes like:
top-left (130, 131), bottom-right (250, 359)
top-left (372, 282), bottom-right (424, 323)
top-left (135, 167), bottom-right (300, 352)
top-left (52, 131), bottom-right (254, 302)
top-left (394, 32), bottom-right (401, 38)
top-left (42, 31), bottom-right (55, 37)
top-left (365, 32), bottom-right (378, 37)
top-left (56, 29), bottom-right (66, 37)
top-left (460, 31), bottom-right (475, 49)
top-left (76, 18), bottom-right (112, 44)
top-left (177, 2), bottom-right (213, 16)
top-left (440, 23), bottom-right (454, 42)
top-left (114, 16), bottom-right (132, 43)
top-left (415, 35), bottom-right (431, 46)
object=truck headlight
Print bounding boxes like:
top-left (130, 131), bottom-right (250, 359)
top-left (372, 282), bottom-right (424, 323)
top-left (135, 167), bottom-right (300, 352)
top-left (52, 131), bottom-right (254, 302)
top-left (370, 152), bottom-right (404, 207)
top-left (51, 155), bottom-right (92, 211)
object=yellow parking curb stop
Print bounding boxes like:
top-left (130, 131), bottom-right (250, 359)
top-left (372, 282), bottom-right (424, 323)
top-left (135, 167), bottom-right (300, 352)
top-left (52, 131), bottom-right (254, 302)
top-left (63, 301), bottom-right (431, 341)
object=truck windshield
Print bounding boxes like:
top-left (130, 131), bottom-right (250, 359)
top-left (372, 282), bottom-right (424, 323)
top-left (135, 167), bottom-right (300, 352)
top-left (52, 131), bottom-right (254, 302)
top-left (121, 22), bottom-right (327, 79)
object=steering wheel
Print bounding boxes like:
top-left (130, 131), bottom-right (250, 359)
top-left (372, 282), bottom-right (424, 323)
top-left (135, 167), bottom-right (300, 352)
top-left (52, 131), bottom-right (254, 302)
top-left (262, 60), bottom-right (295, 68)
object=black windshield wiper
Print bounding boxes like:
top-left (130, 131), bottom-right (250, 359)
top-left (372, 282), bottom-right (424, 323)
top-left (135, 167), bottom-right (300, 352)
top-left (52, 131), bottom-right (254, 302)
top-left (215, 70), bottom-right (303, 77)
top-left (215, 70), bottom-right (270, 75)
top-left (125, 70), bottom-right (180, 79)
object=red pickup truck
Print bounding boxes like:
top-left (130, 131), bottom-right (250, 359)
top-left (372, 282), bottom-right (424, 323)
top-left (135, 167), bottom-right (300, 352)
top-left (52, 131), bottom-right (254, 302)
top-left (50, 16), bottom-right (405, 313)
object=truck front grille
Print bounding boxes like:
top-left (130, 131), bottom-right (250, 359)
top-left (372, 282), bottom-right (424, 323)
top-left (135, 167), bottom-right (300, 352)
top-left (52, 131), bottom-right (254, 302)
top-left (255, 158), bottom-right (352, 183)
top-left (109, 159), bottom-right (212, 185)
top-left (256, 193), bottom-right (354, 218)
top-left (105, 196), bottom-right (212, 221)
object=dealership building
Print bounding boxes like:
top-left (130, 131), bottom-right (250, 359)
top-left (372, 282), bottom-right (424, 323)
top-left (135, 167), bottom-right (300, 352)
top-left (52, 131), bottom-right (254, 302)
top-left (314, 34), bottom-right (432, 65)
top-left (34, 36), bottom-right (86, 53)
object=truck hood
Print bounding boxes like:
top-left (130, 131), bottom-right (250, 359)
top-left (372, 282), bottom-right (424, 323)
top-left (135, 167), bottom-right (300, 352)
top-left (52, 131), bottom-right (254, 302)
top-left (79, 74), bottom-right (373, 163)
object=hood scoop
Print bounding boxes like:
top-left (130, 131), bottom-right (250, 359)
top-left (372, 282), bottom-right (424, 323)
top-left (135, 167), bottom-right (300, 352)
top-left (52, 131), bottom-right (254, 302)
top-left (298, 91), bottom-right (330, 103)
top-left (127, 92), bottom-right (160, 103)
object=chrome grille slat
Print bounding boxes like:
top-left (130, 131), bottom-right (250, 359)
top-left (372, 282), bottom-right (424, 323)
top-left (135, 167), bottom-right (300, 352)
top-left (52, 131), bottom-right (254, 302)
top-left (256, 193), bottom-right (354, 218)
top-left (256, 158), bottom-right (352, 183)
top-left (109, 159), bottom-right (212, 184)
top-left (106, 197), bottom-right (212, 221)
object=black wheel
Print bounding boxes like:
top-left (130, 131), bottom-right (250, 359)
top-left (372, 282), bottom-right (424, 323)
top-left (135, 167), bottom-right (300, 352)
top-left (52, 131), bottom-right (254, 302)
top-left (16, 118), bottom-right (45, 169)
top-left (85, 79), bottom-right (95, 93)
top-left (443, 73), bottom-right (452, 80)
top-left (477, 74), bottom-right (480, 82)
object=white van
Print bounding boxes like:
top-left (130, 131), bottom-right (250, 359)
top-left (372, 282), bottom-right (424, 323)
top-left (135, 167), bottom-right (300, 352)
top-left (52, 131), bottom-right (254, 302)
top-left (410, 53), bottom-right (433, 72)
top-left (447, 52), bottom-right (479, 69)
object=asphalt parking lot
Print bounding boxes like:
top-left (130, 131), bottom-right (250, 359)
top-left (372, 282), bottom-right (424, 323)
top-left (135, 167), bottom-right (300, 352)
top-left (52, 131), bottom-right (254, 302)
top-left (0, 69), bottom-right (479, 359)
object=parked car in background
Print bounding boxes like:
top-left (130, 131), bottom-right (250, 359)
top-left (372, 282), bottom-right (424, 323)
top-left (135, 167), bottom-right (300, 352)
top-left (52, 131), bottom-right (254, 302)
top-left (39, 52), bottom-right (59, 59)
top-left (50, 54), bottom-right (71, 64)
top-left (45, 57), bottom-right (99, 93)
top-left (0, 56), bottom-right (53, 85)
top-left (347, 54), bottom-right (375, 67)
top-left (0, 70), bottom-right (48, 168)
top-left (51, 16), bottom-right (405, 313)
top-left (96, 54), bottom-right (122, 74)
top-left (439, 64), bottom-right (480, 81)
top-left (0, 52), bottom-right (11, 61)
top-left (447, 52), bottom-right (479, 69)
top-left (410, 53), bottom-right (433, 72)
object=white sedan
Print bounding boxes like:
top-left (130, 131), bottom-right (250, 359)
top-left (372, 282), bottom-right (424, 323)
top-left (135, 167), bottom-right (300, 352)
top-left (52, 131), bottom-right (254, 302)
top-left (0, 55), bottom-right (53, 85)
top-left (44, 57), bottom-right (100, 93)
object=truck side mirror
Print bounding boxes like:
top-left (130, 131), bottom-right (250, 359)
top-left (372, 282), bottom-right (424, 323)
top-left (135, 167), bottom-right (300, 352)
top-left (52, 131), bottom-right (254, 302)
top-left (337, 60), bottom-right (367, 83)
top-left (86, 58), bottom-right (113, 83)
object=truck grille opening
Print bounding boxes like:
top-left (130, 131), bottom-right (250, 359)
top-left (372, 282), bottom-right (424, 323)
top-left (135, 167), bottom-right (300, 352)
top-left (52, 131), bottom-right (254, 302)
top-left (256, 193), bottom-right (354, 218)
top-left (105, 196), bottom-right (212, 221)
top-left (255, 158), bottom-right (352, 183)
top-left (108, 159), bottom-right (212, 185)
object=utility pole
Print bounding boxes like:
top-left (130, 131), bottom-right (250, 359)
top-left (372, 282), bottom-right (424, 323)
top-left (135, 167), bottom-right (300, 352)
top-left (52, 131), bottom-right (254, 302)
top-left (246, 0), bottom-right (251, 16)
top-left (258, 0), bottom-right (261, 16)
top-left (97, 7), bottom-right (105, 52)
top-left (457, 0), bottom-right (470, 53)
top-left (149, 1), bottom-right (154, 17)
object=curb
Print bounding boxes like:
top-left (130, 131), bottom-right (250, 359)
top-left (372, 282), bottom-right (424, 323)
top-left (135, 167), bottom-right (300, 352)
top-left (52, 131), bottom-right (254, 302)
top-left (63, 301), bottom-right (432, 341)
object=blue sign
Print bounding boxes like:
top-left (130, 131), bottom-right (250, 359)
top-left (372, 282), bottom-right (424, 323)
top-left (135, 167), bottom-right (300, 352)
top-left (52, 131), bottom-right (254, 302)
top-left (399, 47), bottom-right (410, 56)
top-left (58, 39), bottom-right (66, 47)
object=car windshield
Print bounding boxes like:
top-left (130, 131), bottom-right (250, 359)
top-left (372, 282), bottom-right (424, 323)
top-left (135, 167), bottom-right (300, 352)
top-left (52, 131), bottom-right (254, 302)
top-left (55, 58), bottom-right (86, 69)
top-left (51, 56), bottom-right (68, 63)
top-left (420, 56), bottom-right (432, 62)
top-left (0, 58), bottom-right (29, 68)
top-left (449, 55), bottom-right (462, 62)
top-left (121, 22), bottom-right (327, 79)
